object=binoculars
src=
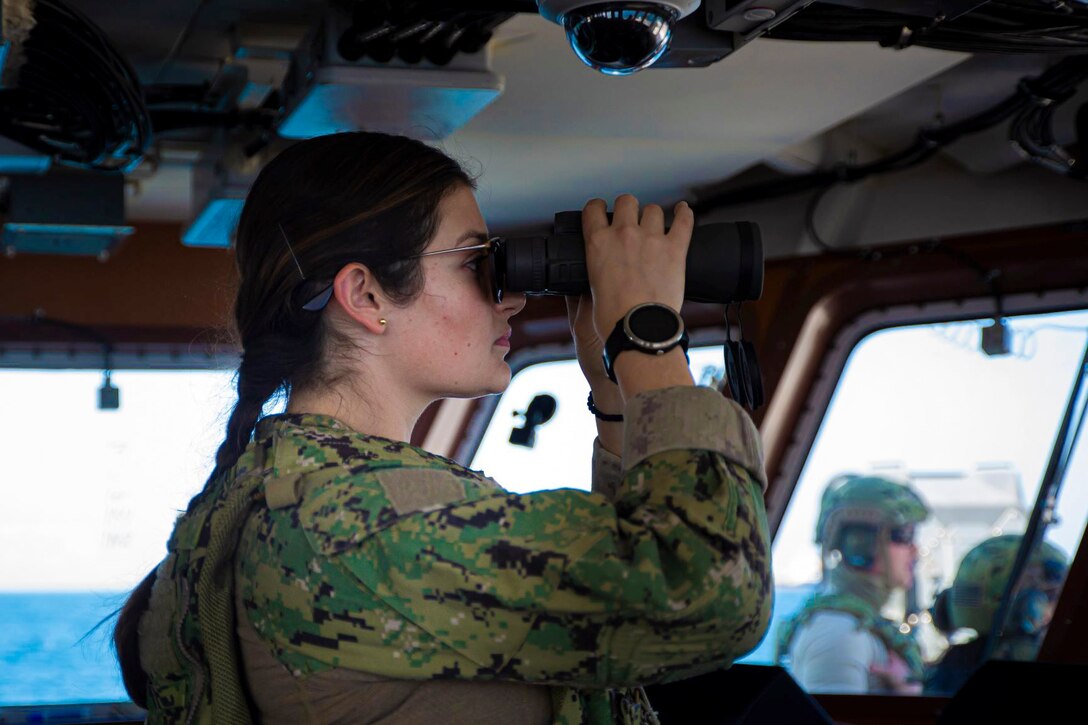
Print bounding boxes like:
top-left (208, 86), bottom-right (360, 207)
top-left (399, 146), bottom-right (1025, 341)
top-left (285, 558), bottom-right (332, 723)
top-left (496, 211), bottom-right (763, 304)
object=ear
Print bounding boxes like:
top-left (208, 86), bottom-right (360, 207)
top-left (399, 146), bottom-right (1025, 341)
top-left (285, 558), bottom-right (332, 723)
top-left (329, 263), bottom-right (390, 335)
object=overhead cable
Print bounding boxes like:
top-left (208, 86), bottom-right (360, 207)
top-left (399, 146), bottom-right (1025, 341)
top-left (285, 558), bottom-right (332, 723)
top-left (693, 55), bottom-right (1088, 214)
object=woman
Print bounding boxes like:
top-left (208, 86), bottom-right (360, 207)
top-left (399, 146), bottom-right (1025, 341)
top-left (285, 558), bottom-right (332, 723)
top-left (115, 132), bottom-right (772, 725)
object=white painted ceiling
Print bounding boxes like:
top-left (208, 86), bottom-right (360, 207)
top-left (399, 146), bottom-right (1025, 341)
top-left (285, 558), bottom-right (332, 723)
top-left (102, 4), bottom-right (966, 228)
top-left (74, 2), bottom-right (1086, 249)
top-left (455, 14), bottom-right (968, 231)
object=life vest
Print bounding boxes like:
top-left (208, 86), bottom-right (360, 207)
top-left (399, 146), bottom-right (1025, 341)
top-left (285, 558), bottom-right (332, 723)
top-left (775, 590), bottom-right (924, 682)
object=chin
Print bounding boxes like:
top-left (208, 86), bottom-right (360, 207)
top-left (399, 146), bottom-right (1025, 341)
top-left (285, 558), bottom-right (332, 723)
top-left (485, 367), bottom-right (511, 395)
top-left (446, 367), bottom-right (510, 399)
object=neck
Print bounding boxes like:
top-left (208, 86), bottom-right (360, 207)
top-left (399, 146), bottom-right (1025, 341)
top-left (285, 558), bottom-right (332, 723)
top-left (287, 378), bottom-right (428, 443)
top-left (827, 565), bottom-right (891, 612)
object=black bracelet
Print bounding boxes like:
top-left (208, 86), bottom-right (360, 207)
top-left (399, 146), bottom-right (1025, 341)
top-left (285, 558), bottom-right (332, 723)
top-left (587, 392), bottom-right (623, 422)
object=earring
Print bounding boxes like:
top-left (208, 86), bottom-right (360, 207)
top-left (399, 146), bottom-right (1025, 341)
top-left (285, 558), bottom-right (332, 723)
top-left (379, 318), bottom-right (387, 327)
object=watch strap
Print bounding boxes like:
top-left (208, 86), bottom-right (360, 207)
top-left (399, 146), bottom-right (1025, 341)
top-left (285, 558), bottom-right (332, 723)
top-left (603, 306), bottom-right (690, 383)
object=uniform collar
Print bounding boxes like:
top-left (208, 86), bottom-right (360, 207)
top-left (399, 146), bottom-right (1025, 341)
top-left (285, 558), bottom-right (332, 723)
top-left (254, 413), bottom-right (416, 449)
top-left (255, 412), bottom-right (353, 439)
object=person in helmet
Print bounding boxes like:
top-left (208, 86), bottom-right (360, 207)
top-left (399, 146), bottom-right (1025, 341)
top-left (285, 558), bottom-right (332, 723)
top-left (925, 535), bottom-right (1068, 695)
top-left (776, 475), bottom-right (930, 694)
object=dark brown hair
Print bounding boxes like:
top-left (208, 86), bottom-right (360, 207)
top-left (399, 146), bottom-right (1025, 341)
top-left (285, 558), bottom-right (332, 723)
top-left (114, 131), bottom-right (473, 706)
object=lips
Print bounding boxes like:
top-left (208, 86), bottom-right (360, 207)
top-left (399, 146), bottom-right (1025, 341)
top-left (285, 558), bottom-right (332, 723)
top-left (495, 328), bottom-right (512, 347)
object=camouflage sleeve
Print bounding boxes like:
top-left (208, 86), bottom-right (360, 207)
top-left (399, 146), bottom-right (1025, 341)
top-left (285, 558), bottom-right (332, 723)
top-left (265, 386), bottom-right (772, 688)
top-left (591, 438), bottom-right (623, 499)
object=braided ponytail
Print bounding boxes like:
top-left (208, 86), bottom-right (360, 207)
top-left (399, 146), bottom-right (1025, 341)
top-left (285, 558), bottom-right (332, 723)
top-left (214, 336), bottom-right (296, 473)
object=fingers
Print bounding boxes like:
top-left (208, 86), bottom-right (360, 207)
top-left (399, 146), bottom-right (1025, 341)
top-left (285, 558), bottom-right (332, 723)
top-left (640, 203), bottom-right (665, 234)
top-left (584, 196), bottom-right (688, 237)
top-left (582, 198), bottom-right (608, 239)
top-left (667, 200), bottom-right (694, 245)
top-left (580, 194), bottom-right (689, 314)
top-left (612, 193), bottom-right (639, 227)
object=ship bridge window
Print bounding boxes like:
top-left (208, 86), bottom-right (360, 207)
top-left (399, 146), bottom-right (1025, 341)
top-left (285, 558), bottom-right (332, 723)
top-left (768, 296), bottom-right (1088, 698)
top-left (467, 341), bottom-right (729, 493)
top-left (0, 365), bottom-right (281, 716)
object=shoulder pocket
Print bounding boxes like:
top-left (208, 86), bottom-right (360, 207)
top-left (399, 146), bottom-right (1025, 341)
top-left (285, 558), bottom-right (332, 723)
top-left (296, 467), bottom-right (485, 557)
top-left (375, 468), bottom-right (470, 515)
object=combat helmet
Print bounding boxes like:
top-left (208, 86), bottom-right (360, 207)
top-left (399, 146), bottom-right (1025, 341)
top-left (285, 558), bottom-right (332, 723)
top-left (816, 475), bottom-right (929, 568)
top-left (945, 534), bottom-right (1068, 635)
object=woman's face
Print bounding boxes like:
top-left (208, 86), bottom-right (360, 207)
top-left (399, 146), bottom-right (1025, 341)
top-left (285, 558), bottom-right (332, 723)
top-left (388, 185), bottom-right (526, 400)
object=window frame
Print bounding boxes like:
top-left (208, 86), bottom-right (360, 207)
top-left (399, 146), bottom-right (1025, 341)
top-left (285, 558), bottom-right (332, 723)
top-left (0, 339), bottom-right (238, 372)
top-left (761, 285), bottom-right (1088, 690)
top-left (455, 326), bottom-right (731, 466)
top-left (764, 286), bottom-right (1088, 538)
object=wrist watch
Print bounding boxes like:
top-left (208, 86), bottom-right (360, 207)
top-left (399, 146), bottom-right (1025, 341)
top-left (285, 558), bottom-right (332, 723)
top-left (602, 302), bottom-right (690, 383)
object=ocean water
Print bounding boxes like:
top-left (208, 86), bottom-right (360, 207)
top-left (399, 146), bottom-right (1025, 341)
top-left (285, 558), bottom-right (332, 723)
top-left (0, 586), bottom-right (815, 707)
top-left (0, 593), bottom-right (128, 706)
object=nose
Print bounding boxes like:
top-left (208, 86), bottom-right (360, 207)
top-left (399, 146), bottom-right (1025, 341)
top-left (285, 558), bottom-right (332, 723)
top-left (499, 291), bottom-right (527, 317)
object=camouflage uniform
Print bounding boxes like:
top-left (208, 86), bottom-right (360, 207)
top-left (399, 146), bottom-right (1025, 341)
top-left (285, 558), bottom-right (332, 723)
top-left (925, 535), bottom-right (1068, 694)
top-left (136, 385), bottom-right (773, 724)
top-left (776, 476), bottom-right (929, 694)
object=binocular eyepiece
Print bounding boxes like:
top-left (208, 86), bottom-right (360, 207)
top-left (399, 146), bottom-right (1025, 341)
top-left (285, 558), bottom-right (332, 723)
top-left (496, 211), bottom-right (763, 304)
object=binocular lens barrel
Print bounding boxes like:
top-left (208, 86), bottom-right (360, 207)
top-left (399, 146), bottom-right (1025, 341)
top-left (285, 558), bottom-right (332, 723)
top-left (500, 214), bottom-right (763, 304)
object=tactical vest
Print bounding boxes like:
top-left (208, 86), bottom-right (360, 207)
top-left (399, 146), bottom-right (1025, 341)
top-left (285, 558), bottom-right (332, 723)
top-left (137, 440), bottom-right (271, 724)
top-left (775, 591), bottom-right (924, 682)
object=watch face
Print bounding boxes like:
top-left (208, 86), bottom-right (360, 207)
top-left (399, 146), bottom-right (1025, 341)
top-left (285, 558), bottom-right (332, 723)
top-left (628, 305), bottom-right (681, 344)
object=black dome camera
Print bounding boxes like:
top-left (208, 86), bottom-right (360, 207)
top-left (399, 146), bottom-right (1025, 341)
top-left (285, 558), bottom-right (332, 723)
top-left (537, 1), bottom-right (701, 75)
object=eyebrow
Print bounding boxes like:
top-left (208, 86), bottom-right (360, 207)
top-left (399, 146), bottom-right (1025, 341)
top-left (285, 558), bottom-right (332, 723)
top-left (453, 230), bottom-right (490, 248)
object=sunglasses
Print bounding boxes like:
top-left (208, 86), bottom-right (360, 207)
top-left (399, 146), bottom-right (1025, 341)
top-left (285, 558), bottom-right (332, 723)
top-left (301, 237), bottom-right (506, 311)
top-left (888, 525), bottom-right (916, 546)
